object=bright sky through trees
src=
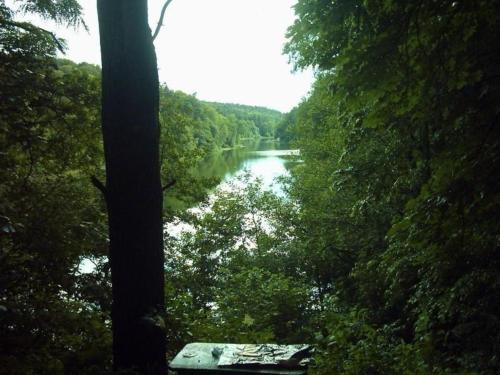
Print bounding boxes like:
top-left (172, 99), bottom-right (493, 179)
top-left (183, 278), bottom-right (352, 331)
top-left (32, 0), bottom-right (313, 112)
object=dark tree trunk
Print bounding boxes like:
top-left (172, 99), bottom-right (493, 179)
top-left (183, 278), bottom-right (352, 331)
top-left (97, 1), bottom-right (165, 373)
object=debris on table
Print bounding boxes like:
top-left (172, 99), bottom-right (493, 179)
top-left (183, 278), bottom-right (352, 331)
top-left (217, 343), bottom-right (311, 368)
top-left (169, 342), bottom-right (312, 374)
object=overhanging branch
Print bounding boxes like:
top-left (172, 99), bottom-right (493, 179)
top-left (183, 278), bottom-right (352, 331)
top-left (0, 19), bottom-right (66, 53)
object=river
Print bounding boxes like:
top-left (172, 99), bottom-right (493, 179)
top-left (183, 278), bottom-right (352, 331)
top-left (165, 138), bottom-right (298, 237)
top-left (193, 138), bottom-right (298, 195)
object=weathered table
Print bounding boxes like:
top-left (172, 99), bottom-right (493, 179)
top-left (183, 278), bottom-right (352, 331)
top-left (169, 343), bottom-right (311, 375)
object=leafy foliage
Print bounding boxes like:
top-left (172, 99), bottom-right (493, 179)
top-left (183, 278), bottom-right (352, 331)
top-left (3, 0), bottom-right (499, 373)
top-left (0, 5), bottom-right (111, 371)
top-left (159, 87), bottom-right (283, 211)
top-left (164, 177), bottom-right (312, 356)
top-left (281, 0), bottom-right (500, 372)
top-left (0, 1), bottom-right (283, 371)
top-left (207, 102), bottom-right (282, 138)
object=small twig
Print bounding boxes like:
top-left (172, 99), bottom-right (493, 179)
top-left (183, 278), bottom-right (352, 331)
top-left (91, 176), bottom-right (107, 197)
top-left (162, 179), bottom-right (176, 191)
top-left (152, 0), bottom-right (175, 41)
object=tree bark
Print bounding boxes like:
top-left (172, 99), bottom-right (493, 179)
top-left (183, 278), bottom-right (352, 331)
top-left (97, 1), bottom-right (165, 373)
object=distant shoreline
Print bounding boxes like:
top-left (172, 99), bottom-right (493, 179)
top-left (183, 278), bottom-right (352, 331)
top-left (218, 137), bottom-right (281, 152)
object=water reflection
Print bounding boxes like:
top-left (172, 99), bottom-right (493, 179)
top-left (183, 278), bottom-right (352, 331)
top-left (166, 139), bottom-right (299, 237)
top-left (193, 139), bottom-right (297, 192)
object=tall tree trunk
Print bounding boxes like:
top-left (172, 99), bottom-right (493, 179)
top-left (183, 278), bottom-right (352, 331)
top-left (97, 1), bottom-right (165, 373)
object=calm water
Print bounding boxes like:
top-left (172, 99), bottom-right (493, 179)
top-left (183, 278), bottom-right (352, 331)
top-left (194, 138), bottom-right (298, 194)
top-left (165, 139), bottom-right (298, 237)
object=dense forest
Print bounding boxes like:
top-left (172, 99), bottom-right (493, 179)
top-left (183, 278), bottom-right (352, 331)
top-left (1, 0), bottom-right (500, 374)
top-left (159, 87), bottom-right (283, 208)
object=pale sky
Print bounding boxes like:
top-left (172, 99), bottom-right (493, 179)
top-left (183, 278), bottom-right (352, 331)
top-left (29, 0), bottom-right (313, 112)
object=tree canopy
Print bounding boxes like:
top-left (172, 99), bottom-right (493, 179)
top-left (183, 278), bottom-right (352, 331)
top-left (280, 0), bottom-right (500, 372)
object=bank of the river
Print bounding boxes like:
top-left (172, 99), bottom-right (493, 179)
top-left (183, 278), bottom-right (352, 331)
top-left (219, 136), bottom-right (277, 152)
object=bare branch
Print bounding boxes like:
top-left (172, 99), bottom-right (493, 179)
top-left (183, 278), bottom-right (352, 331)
top-left (91, 175), bottom-right (107, 198)
top-left (162, 179), bottom-right (176, 191)
top-left (152, 0), bottom-right (175, 41)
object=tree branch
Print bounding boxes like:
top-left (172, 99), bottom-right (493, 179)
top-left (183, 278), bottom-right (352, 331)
top-left (152, 0), bottom-right (174, 41)
top-left (91, 175), bottom-right (107, 198)
top-left (162, 179), bottom-right (176, 191)
top-left (0, 19), bottom-right (66, 53)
